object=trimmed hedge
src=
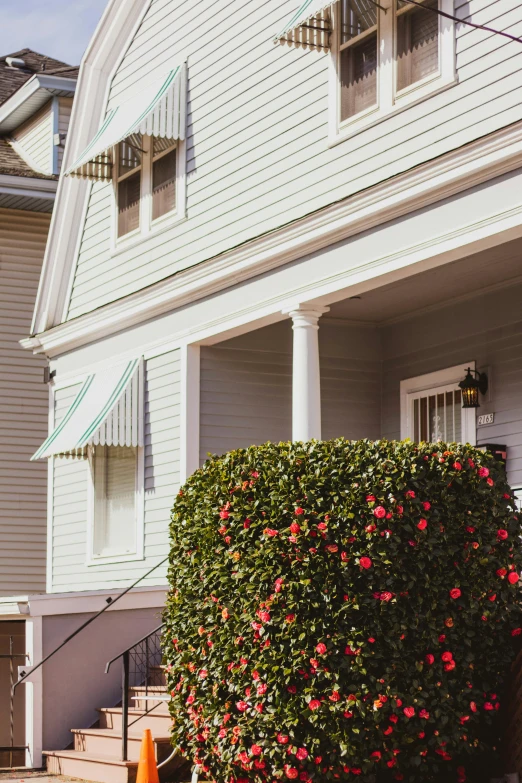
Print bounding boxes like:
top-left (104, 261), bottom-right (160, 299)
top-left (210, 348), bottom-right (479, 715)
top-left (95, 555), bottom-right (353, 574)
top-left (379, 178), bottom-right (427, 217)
top-left (163, 439), bottom-right (522, 783)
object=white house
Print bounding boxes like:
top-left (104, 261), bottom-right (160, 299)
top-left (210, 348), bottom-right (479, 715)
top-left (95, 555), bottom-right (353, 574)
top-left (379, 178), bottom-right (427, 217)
top-left (18, 0), bottom-right (522, 779)
top-left (0, 48), bottom-right (77, 769)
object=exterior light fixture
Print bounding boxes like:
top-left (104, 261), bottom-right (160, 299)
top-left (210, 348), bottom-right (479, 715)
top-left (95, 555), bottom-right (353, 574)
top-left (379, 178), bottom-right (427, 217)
top-left (458, 367), bottom-right (488, 409)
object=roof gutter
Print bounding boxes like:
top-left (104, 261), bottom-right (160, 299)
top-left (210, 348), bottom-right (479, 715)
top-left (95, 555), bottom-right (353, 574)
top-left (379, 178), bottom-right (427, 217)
top-left (0, 73), bottom-right (77, 133)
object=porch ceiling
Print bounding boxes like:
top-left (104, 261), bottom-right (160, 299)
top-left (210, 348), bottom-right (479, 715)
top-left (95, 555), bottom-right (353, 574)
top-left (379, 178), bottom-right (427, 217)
top-left (325, 237), bottom-right (522, 325)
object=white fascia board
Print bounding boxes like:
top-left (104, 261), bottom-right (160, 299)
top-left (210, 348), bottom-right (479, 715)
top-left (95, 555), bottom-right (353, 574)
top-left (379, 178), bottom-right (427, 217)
top-left (0, 596), bottom-right (30, 618)
top-left (0, 174), bottom-right (57, 199)
top-left (0, 74), bottom-right (77, 133)
top-left (28, 584), bottom-right (167, 616)
top-left (26, 118), bottom-right (522, 358)
top-left (30, 0), bottom-right (152, 338)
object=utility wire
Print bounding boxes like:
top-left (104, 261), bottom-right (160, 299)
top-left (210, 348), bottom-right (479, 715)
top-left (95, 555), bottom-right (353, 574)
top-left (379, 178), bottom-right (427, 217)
top-left (398, 0), bottom-right (522, 45)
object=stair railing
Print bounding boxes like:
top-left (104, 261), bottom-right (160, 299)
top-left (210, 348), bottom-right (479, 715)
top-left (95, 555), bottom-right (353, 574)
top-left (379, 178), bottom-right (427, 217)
top-left (14, 555), bottom-right (169, 693)
top-left (106, 623), bottom-right (166, 762)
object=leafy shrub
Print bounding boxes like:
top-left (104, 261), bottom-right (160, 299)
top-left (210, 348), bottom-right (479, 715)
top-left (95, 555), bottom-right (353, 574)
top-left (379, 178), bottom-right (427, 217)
top-left (163, 439), bottom-right (522, 783)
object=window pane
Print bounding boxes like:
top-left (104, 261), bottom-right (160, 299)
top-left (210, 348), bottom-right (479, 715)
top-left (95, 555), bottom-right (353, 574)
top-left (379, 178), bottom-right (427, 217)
top-left (94, 445), bottom-right (137, 557)
top-left (397, 0), bottom-right (439, 91)
top-left (341, 0), bottom-right (377, 44)
top-left (118, 139), bottom-right (141, 174)
top-left (152, 148), bottom-right (177, 221)
top-left (118, 171), bottom-right (141, 237)
top-left (340, 32), bottom-right (377, 120)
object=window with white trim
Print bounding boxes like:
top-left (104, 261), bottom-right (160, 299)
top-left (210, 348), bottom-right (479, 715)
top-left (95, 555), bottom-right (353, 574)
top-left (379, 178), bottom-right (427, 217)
top-left (91, 445), bottom-right (140, 559)
top-left (332, 0), bottom-right (456, 140)
top-left (115, 134), bottom-right (182, 243)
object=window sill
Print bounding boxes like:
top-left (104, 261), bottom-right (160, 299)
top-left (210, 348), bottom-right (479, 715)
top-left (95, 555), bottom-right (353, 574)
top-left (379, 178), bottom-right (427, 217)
top-left (87, 552), bottom-right (145, 567)
top-left (329, 75), bottom-right (458, 149)
top-left (111, 210), bottom-right (187, 260)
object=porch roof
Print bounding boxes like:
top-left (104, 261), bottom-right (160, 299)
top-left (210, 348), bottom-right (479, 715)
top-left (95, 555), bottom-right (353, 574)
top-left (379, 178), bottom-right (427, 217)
top-left (31, 358), bottom-right (142, 460)
top-left (64, 64), bottom-right (186, 181)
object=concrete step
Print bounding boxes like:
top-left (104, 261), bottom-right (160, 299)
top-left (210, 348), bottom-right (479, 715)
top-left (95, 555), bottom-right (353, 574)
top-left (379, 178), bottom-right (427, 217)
top-left (44, 749), bottom-right (139, 783)
top-left (98, 706), bottom-right (172, 733)
top-left (73, 727), bottom-right (171, 761)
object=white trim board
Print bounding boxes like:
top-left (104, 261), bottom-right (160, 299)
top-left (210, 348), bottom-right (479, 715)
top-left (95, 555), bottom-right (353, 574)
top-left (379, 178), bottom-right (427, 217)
top-left (27, 584), bottom-right (167, 616)
top-left (400, 362), bottom-right (477, 445)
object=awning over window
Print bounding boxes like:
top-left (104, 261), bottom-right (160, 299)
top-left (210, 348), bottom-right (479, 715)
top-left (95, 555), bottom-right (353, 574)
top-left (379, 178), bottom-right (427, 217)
top-left (274, 0), bottom-right (333, 51)
top-left (32, 359), bottom-right (143, 460)
top-left (64, 64), bottom-right (186, 181)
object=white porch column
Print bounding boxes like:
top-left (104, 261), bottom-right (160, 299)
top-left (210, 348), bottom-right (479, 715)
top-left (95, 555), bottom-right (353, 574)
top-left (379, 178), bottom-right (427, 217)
top-left (286, 306), bottom-right (329, 442)
top-left (179, 344), bottom-right (200, 482)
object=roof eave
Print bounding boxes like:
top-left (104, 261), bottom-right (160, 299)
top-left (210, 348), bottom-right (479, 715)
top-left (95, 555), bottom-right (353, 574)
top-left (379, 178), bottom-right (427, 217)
top-left (0, 73), bottom-right (77, 133)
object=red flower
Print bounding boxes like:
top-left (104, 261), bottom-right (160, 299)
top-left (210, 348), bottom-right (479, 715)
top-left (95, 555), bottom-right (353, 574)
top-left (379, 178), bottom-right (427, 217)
top-left (373, 506), bottom-right (386, 519)
top-left (329, 691), bottom-right (341, 702)
top-left (294, 507), bottom-right (304, 515)
top-left (425, 654), bottom-right (435, 665)
top-left (251, 744), bottom-right (262, 756)
top-left (389, 714), bottom-right (398, 724)
top-left (287, 685), bottom-right (297, 694)
top-left (284, 766), bottom-right (298, 780)
top-left (263, 528), bottom-right (278, 537)
top-left (466, 526), bottom-right (475, 533)
top-left (365, 524), bottom-right (377, 533)
top-left (484, 702), bottom-right (494, 711)
top-left (449, 588), bottom-right (461, 600)
top-left (379, 591), bottom-right (393, 602)
top-left (257, 683), bottom-right (267, 695)
top-left (296, 748), bottom-right (308, 761)
top-left (403, 707), bottom-right (415, 718)
top-left (316, 642), bottom-right (327, 654)
top-left (366, 495), bottom-right (376, 502)
top-left (444, 660), bottom-right (456, 671)
top-left (274, 578), bottom-right (284, 592)
top-left (344, 710), bottom-right (354, 719)
top-left (419, 709), bottom-right (429, 719)
top-left (512, 628), bottom-right (522, 637)
top-left (487, 477), bottom-right (494, 486)
top-left (254, 703), bottom-right (263, 713)
top-left (290, 522), bottom-right (301, 534)
top-left (470, 701), bottom-right (477, 712)
top-left (220, 510), bottom-right (229, 519)
top-left (441, 651), bottom-right (453, 662)
top-left (497, 568), bottom-right (508, 577)
top-left (405, 490), bottom-right (416, 499)
top-left (341, 551), bottom-right (349, 562)
top-left (383, 726), bottom-right (393, 735)
top-left (497, 529), bottom-right (508, 540)
top-left (199, 669), bottom-right (208, 679)
top-left (308, 699), bottom-right (321, 710)
top-left (397, 505), bottom-right (404, 514)
top-left (317, 522), bottom-right (327, 530)
top-left (422, 501), bottom-right (431, 511)
top-left (236, 701), bottom-right (248, 712)
top-left (285, 614), bottom-right (296, 623)
top-left (417, 519), bottom-right (428, 531)
top-left (360, 557), bottom-right (372, 569)
top-left (488, 594), bottom-right (496, 602)
top-left (368, 637), bottom-right (376, 643)
top-left (325, 544), bottom-right (338, 553)
top-left (508, 572), bottom-right (520, 585)
top-left (477, 467), bottom-right (489, 478)
top-left (371, 751), bottom-right (382, 761)
top-left (277, 733), bottom-right (289, 744)
top-left (257, 610), bottom-right (270, 623)
top-left (438, 634), bottom-right (446, 643)
top-left (453, 462), bottom-right (462, 471)
top-left (243, 519), bottom-right (251, 529)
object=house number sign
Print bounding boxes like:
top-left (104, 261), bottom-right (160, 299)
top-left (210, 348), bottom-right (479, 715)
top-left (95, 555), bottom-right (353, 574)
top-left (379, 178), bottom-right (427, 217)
top-left (477, 413), bottom-right (495, 426)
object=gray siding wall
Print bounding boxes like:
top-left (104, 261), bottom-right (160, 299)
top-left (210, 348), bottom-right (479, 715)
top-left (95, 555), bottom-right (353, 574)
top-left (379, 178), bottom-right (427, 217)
top-left (12, 101), bottom-right (53, 175)
top-left (50, 349), bottom-right (180, 593)
top-left (381, 282), bottom-right (522, 488)
top-left (0, 208), bottom-right (50, 596)
top-left (199, 320), bottom-right (382, 462)
top-left (67, 0), bottom-right (522, 319)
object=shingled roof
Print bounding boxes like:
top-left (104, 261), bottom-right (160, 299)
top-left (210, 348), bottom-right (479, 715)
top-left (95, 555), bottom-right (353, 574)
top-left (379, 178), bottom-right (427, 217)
top-left (0, 48), bottom-right (79, 107)
top-left (0, 137), bottom-right (56, 179)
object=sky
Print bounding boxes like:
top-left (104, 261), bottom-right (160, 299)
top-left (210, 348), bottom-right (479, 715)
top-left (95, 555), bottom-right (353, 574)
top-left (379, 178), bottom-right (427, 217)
top-left (0, 0), bottom-right (109, 66)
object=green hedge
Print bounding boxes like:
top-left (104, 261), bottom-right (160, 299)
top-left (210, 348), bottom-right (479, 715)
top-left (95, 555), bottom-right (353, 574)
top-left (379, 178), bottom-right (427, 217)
top-left (163, 439), bottom-right (522, 783)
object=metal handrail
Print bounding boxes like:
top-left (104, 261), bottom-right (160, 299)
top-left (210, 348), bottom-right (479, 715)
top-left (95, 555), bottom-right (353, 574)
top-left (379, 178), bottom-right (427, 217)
top-left (105, 623), bottom-right (166, 762)
top-left (14, 555), bottom-right (169, 692)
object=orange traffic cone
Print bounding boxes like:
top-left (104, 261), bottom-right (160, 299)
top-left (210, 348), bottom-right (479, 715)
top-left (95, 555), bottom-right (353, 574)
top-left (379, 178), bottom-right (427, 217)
top-left (136, 729), bottom-right (160, 783)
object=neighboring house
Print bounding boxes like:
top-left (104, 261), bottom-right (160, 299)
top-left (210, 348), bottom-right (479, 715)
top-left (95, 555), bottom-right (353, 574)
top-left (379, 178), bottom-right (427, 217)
top-left (0, 49), bottom-right (77, 768)
top-left (17, 0), bottom-right (522, 778)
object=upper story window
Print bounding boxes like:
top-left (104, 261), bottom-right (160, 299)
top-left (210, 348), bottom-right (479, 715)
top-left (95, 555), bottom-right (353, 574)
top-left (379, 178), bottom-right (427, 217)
top-left (114, 134), bottom-right (182, 244)
top-left (331, 0), bottom-right (456, 143)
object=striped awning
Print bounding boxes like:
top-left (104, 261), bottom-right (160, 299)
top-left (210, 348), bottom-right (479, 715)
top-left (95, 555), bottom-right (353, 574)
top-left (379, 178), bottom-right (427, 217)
top-left (32, 359), bottom-right (143, 460)
top-left (64, 64), bottom-right (187, 181)
top-left (275, 1), bottom-right (333, 51)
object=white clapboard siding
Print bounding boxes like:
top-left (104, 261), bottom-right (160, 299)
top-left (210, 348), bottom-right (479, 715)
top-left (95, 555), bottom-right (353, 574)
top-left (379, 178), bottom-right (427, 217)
top-left (67, 0), bottom-right (522, 319)
top-left (57, 97), bottom-right (74, 172)
top-left (0, 208), bottom-right (50, 596)
top-left (381, 280), bottom-right (522, 488)
top-left (50, 350), bottom-right (180, 592)
top-left (199, 321), bottom-right (382, 462)
top-left (12, 101), bottom-right (53, 175)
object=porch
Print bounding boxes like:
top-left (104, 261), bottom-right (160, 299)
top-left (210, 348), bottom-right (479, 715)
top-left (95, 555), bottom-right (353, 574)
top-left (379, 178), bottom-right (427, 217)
top-left (198, 236), bottom-right (522, 489)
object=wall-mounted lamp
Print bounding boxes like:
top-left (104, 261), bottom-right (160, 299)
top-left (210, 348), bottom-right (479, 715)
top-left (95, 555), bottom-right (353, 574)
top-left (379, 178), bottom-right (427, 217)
top-left (458, 367), bottom-right (488, 409)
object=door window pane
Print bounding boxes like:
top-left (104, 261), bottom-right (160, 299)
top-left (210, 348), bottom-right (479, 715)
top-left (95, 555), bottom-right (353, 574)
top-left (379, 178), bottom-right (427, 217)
top-left (93, 445), bottom-right (137, 557)
top-left (412, 388), bottom-right (463, 443)
top-left (397, 0), bottom-right (439, 91)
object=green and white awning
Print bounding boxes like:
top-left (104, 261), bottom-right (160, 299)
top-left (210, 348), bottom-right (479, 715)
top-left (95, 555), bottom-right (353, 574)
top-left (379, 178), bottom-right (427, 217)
top-left (275, 0), bottom-right (333, 51)
top-left (65, 64), bottom-right (187, 181)
top-left (32, 359), bottom-right (143, 460)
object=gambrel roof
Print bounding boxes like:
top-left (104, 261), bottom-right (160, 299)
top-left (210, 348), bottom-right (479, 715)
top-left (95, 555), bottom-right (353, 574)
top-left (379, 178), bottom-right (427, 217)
top-left (0, 49), bottom-right (78, 107)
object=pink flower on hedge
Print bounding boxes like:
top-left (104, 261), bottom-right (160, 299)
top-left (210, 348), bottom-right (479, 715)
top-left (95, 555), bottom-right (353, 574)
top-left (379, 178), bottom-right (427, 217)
top-left (453, 462), bottom-right (462, 471)
top-left (255, 703), bottom-right (264, 713)
top-left (484, 702), bottom-right (494, 711)
top-left (422, 501), bottom-right (431, 511)
top-left (284, 766), bottom-right (299, 779)
top-left (445, 660), bottom-right (456, 671)
top-left (186, 694), bottom-right (195, 704)
top-left (373, 506), bottom-right (386, 519)
top-left (329, 690), bottom-right (341, 702)
top-left (308, 699), bottom-right (321, 710)
top-left (236, 701), bottom-right (248, 712)
top-left (419, 709), bottom-right (430, 719)
top-left (285, 614), bottom-right (296, 623)
top-left (477, 467), bottom-right (489, 478)
top-left (383, 726), bottom-right (393, 735)
top-left (368, 637), bottom-right (376, 643)
top-left (274, 578), bottom-right (284, 592)
top-left (257, 683), bottom-right (267, 695)
top-left (263, 528), bottom-right (278, 537)
top-left (199, 669), bottom-right (208, 678)
top-left (379, 592), bottom-right (393, 602)
top-left (403, 707), bottom-right (415, 718)
top-left (251, 744), bottom-right (262, 756)
top-left (360, 557), bottom-right (372, 569)
top-left (417, 519), bottom-right (428, 531)
top-left (316, 642), bottom-right (327, 654)
top-left (405, 490), bottom-right (416, 499)
top-left (341, 551), bottom-right (349, 561)
top-left (512, 628), bottom-right (522, 637)
top-left (277, 733), bottom-right (289, 744)
top-left (441, 651), bottom-right (453, 662)
top-left (220, 510), bottom-right (229, 519)
top-left (497, 529), bottom-right (508, 540)
top-left (243, 519), bottom-right (251, 529)
top-left (294, 507), bottom-right (304, 515)
top-left (257, 610), bottom-right (270, 623)
top-left (317, 522), bottom-right (327, 530)
top-left (497, 568), bottom-right (508, 577)
top-left (509, 571), bottom-right (520, 585)
top-left (425, 654), bottom-right (435, 665)
top-left (296, 748), bottom-right (308, 761)
top-left (287, 685), bottom-right (297, 694)
top-left (487, 477), bottom-right (495, 486)
top-left (325, 544), bottom-right (338, 553)
top-left (449, 588), bottom-right (461, 600)
top-left (371, 751), bottom-right (381, 761)
top-left (290, 522), bottom-right (301, 534)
